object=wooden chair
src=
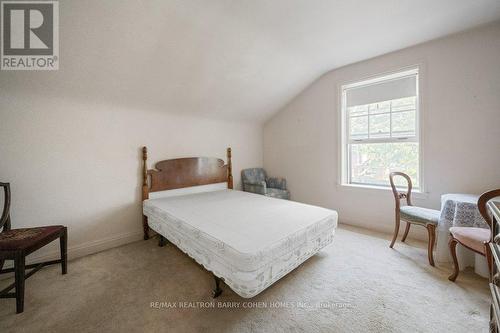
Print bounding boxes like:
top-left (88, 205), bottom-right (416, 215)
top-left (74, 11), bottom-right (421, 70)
top-left (0, 182), bottom-right (68, 314)
top-left (389, 172), bottom-right (440, 266)
top-left (448, 189), bottom-right (500, 281)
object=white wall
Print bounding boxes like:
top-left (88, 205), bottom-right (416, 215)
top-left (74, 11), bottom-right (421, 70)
top-left (0, 1), bottom-right (267, 263)
top-left (0, 94), bottom-right (262, 261)
top-left (264, 22), bottom-right (500, 240)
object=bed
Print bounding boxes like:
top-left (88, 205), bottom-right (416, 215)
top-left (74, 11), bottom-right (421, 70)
top-left (141, 147), bottom-right (338, 298)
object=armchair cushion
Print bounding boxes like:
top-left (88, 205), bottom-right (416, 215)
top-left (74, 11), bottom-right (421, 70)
top-left (400, 206), bottom-right (440, 225)
top-left (243, 181), bottom-right (267, 195)
top-left (450, 227), bottom-right (490, 254)
top-left (266, 177), bottom-right (287, 190)
top-left (265, 188), bottom-right (290, 200)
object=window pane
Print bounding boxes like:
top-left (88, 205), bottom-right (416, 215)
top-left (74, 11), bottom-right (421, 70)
top-left (392, 96), bottom-right (416, 112)
top-left (349, 142), bottom-right (419, 188)
top-left (369, 113), bottom-right (390, 138)
top-left (349, 116), bottom-right (368, 139)
top-left (348, 105), bottom-right (368, 117)
top-left (391, 111), bottom-right (416, 137)
top-left (342, 69), bottom-right (420, 189)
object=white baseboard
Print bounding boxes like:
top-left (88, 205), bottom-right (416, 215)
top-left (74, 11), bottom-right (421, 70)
top-left (1, 230), bottom-right (144, 274)
top-left (339, 218), bottom-right (427, 241)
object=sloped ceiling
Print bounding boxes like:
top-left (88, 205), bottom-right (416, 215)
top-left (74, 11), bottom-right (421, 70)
top-left (2, 0), bottom-right (500, 122)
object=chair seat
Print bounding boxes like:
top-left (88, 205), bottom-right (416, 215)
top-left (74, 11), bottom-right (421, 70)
top-left (450, 227), bottom-right (490, 254)
top-left (265, 188), bottom-right (290, 200)
top-left (400, 206), bottom-right (440, 225)
top-left (0, 226), bottom-right (65, 252)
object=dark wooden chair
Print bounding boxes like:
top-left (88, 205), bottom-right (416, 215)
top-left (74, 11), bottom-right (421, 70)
top-left (389, 172), bottom-right (440, 266)
top-left (0, 182), bottom-right (68, 314)
top-left (448, 189), bottom-right (500, 281)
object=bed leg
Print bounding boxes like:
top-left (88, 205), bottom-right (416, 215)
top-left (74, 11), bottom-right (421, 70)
top-left (158, 235), bottom-right (167, 247)
top-left (212, 274), bottom-right (223, 298)
top-left (143, 215), bottom-right (150, 240)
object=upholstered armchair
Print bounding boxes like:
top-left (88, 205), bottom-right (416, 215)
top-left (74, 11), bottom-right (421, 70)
top-left (241, 168), bottom-right (290, 200)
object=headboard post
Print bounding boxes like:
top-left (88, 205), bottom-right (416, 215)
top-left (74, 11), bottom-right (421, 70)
top-left (139, 147), bottom-right (232, 239)
top-left (227, 147), bottom-right (233, 189)
top-left (142, 146), bottom-right (149, 201)
top-left (141, 146), bottom-right (149, 240)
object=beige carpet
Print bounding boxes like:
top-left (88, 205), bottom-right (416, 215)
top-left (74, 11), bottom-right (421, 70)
top-left (0, 225), bottom-right (490, 333)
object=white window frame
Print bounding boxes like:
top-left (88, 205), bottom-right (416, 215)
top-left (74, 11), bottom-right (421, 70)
top-left (339, 67), bottom-right (424, 192)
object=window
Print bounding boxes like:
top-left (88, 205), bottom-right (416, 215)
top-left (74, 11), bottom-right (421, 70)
top-left (340, 68), bottom-right (421, 190)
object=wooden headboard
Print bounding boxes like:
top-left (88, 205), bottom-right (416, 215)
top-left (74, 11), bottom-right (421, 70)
top-left (140, 147), bottom-right (233, 239)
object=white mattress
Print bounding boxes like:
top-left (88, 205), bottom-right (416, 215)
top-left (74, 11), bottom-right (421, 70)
top-left (143, 189), bottom-right (337, 298)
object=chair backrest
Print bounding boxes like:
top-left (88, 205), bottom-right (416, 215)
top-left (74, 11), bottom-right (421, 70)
top-left (478, 188), bottom-right (500, 230)
top-left (389, 172), bottom-right (412, 209)
top-left (241, 168), bottom-right (267, 184)
top-left (0, 182), bottom-right (11, 232)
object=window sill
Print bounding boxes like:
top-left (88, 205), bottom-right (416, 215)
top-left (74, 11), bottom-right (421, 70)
top-left (337, 183), bottom-right (429, 199)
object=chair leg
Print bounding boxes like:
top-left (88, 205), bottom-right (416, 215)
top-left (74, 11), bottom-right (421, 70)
top-left (389, 215), bottom-right (400, 248)
top-left (448, 237), bottom-right (459, 281)
top-left (60, 228), bottom-right (68, 275)
top-left (14, 255), bottom-right (26, 314)
top-left (426, 224), bottom-right (436, 267)
top-left (401, 222), bottom-right (411, 243)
